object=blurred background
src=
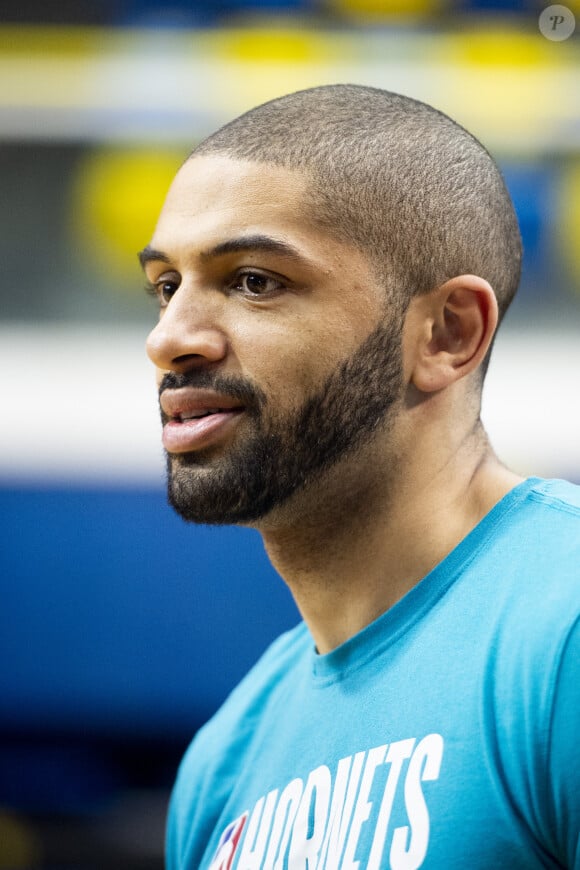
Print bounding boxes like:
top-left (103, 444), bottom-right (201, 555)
top-left (0, 0), bottom-right (579, 866)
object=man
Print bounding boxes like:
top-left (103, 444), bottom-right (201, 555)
top-left (141, 85), bottom-right (579, 869)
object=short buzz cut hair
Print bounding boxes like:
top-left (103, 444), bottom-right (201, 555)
top-left (193, 83), bottom-right (522, 355)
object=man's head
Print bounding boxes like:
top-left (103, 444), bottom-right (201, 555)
top-left (143, 85), bottom-right (522, 526)
top-left (194, 84), bottom-right (522, 328)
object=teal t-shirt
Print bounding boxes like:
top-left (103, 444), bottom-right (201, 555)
top-left (167, 478), bottom-right (580, 869)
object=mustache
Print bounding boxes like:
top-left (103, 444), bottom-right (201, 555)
top-left (158, 370), bottom-right (267, 411)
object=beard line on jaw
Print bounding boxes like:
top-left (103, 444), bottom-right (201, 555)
top-left (165, 312), bottom-right (405, 525)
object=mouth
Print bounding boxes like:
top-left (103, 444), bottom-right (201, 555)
top-left (176, 408), bottom-right (236, 422)
top-left (159, 386), bottom-right (250, 454)
top-left (162, 407), bottom-right (246, 454)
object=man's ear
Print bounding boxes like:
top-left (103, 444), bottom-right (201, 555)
top-left (406, 275), bottom-right (498, 393)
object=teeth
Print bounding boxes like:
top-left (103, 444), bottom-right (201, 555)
top-left (180, 408), bottom-right (221, 421)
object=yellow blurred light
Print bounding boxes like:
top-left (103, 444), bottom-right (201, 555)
top-left (70, 148), bottom-right (185, 285)
top-left (451, 28), bottom-right (555, 67)
top-left (211, 26), bottom-right (339, 64)
top-left (558, 159), bottom-right (580, 291)
top-left (332, 0), bottom-right (447, 17)
top-left (0, 24), bottom-right (100, 56)
top-left (0, 811), bottom-right (41, 869)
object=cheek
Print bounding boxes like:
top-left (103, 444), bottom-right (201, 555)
top-left (231, 319), bottom-right (333, 405)
top-left (261, 345), bottom-right (319, 403)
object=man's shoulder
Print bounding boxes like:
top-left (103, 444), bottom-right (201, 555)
top-left (495, 477), bottom-right (580, 573)
top-left (478, 478), bottom-right (580, 701)
top-left (166, 622), bottom-right (310, 865)
top-left (525, 476), bottom-right (580, 516)
top-left (213, 620), bottom-right (310, 722)
top-left (491, 477), bottom-right (580, 620)
top-left (180, 621), bottom-right (310, 768)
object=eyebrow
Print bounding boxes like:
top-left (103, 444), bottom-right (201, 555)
top-left (138, 234), bottom-right (308, 271)
top-left (201, 234), bottom-right (305, 263)
top-left (138, 246), bottom-right (169, 269)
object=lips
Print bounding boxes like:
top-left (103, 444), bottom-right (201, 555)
top-left (177, 408), bottom-right (227, 421)
top-left (159, 388), bottom-right (246, 454)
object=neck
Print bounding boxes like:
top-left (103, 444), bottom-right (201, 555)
top-left (257, 421), bottom-right (523, 654)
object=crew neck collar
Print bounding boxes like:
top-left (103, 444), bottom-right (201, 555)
top-left (311, 476), bottom-right (542, 683)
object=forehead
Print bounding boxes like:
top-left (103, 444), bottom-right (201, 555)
top-left (153, 154), bottom-right (317, 249)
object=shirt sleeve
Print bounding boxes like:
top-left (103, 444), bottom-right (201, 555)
top-left (546, 617), bottom-right (580, 869)
top-left (165, 779), bottom-right (183, 870)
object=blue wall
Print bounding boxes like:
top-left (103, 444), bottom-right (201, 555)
top-left (0, 484), bottom-right (299, 742)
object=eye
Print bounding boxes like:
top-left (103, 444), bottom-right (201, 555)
top-left (145, 273), bottom-right (181, 307)
top-left (158, 279), bottom-right (179, 304)
top-left (232, 270), bottom-right (285, 298)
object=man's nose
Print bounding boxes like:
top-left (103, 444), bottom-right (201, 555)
top-left (146, 290), bottom-right (228, 373)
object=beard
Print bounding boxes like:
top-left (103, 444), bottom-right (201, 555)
top-left (161, 310), bottom-right (404, 525)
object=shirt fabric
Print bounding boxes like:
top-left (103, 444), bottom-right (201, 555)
top-left (166, 477), bottom-right (580, 869)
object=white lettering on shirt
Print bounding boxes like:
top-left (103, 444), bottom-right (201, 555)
top-left (210, 733), bottom-right (444, 870)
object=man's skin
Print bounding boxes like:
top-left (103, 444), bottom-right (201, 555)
top-left (144, 153), bottom-right (523, 655)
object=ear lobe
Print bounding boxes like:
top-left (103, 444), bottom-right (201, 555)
top-left (410, 275), bottom-right (498, 393)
